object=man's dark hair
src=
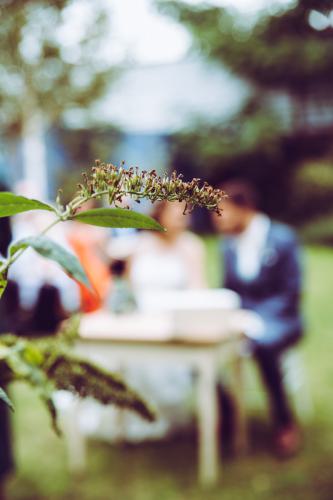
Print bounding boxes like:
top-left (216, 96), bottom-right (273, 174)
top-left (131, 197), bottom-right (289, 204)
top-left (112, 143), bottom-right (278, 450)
top-left (221, 179), bottom-right (259, 210)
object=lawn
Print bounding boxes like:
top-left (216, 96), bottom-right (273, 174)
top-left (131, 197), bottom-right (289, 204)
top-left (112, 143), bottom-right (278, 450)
top-left (6, 245), bottom-right (333, 500)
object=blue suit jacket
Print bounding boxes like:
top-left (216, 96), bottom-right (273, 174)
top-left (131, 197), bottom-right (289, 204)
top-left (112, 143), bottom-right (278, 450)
top-left (222, 221), bottom-right (303, 350)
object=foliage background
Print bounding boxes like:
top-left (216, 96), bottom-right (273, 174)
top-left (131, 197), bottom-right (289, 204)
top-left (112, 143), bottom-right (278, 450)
top-left (157, 0), bottom-right (333, 236)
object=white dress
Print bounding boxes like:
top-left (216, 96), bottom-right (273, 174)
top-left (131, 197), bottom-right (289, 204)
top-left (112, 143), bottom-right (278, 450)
top-left (75, 231), bottom-right (207, 443)
top-left (117, 232), bottom-right (206, 441)
top-left (130, 233), bottom-right (200, 294)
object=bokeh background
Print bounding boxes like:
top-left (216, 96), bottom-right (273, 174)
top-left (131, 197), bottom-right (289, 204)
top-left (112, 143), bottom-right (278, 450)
top-left (1, 0), bottom-right (333, 498)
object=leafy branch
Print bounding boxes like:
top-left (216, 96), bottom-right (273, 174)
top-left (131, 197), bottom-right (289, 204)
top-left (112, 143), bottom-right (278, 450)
top-left (0, 161), bottom-right (224, 431)
top-left (0, 326), bottom-right (155, 434)
top-left (0, 161), bottom-right (224, 294)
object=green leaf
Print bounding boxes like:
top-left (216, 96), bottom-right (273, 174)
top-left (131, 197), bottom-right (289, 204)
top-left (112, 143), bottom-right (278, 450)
top-left (7, 352), bottom-right (31, 377)
top-left (10, 236), bottom-right (90, 288)
top-left (0, 344), bottom-right (11, 360)
top-left (0, 387), bottom-right (14, 411)
top-left (73, 208), bottom-right (165, 231)
top-left (23, 344), bottom-right (44, 366)
top-left (0, 192), bottom-right (55, 218)
top-left (0, 270), bottom-right (8, 298)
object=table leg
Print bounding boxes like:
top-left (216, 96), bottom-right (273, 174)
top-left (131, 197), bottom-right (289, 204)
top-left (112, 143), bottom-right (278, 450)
top-left (196, 357), bottom-right (219, 486)
top-left (61, 398), bottom-right (87, 472)
top-left (232, 354), bottom-right (248, 454)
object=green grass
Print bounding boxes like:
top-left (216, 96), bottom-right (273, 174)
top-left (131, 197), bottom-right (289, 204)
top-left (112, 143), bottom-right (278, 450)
top-left (6, 245), bottom-right (333, 500)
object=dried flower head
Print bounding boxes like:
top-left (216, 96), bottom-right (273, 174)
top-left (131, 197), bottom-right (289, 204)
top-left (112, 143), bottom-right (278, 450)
top-left (77, 160), bottom-right (225, 215)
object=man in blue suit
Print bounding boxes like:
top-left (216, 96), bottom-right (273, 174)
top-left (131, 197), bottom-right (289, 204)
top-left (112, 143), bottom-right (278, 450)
top-left (214, 179), bottom-right (303, 456)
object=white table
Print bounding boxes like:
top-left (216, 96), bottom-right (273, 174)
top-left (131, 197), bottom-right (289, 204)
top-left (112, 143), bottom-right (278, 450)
top-left (63, 308), bottom-right (248, 486)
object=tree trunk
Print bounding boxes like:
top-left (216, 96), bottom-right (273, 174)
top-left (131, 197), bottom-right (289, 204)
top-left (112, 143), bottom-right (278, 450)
top-left (21, 103), bottom-right (48, 200)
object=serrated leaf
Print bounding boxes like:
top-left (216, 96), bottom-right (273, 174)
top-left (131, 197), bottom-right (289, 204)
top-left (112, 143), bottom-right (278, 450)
top-left (73, 208), bottom-right (165, 231)
top-left (10, 236), bottom-right (90, 288)
top-left (47, 354), bottom-right (156, 422)
top-left (0, 387), bottom-right (14, 411)
top-left (0, 192), bottom-right (55, 218)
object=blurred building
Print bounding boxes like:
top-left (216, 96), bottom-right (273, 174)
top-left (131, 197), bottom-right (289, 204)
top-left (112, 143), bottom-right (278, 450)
top-left (1, 56), bottom-right (249, 196)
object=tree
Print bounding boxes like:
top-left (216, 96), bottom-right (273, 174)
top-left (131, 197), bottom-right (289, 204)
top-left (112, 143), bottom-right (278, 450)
top-left (157, 1), bottom-right (333, 93)
top-left (0, 0), bottom-right (117, 196)
top-left (157, 0), bottom-right (333, 226)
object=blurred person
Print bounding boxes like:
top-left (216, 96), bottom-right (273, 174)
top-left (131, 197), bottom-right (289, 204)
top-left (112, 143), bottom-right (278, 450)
top-left (10, 181), bottom-right (80, 314)
top-left (106, 259), bottom-right (137, 315)
top-left (129, 200), bottom-right (206, 292)
top-left (18, 284), bottom-right (68, 336)
top-left (10, 210), bottom-right (80, 325)
top-left (213, 179), bottom-right (303, 457)
top-left (94, 201), bottom-right (208, 443)
top-left (68, 200), bottom-right (111, 313)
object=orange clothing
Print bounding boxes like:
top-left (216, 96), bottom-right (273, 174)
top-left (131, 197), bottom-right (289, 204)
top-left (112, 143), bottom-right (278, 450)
top-left (68, 225), bottom-right (111, 313)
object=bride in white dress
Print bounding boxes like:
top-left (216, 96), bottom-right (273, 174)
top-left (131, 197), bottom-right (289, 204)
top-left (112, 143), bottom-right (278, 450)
top-left (66, 201), bottom-right (208, 443)
top-left (119, 201), bottom-right (207, 441)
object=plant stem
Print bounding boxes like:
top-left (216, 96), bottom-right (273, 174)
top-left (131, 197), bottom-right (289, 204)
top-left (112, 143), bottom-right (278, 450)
top-left (0, 181), bottom-right (186, 277)
top-left (0, 216), bottom-right (62, 274)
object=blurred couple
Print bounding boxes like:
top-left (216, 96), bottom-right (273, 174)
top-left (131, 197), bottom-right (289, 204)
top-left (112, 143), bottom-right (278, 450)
top-left (100, 184), bottom-right (303, 456)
